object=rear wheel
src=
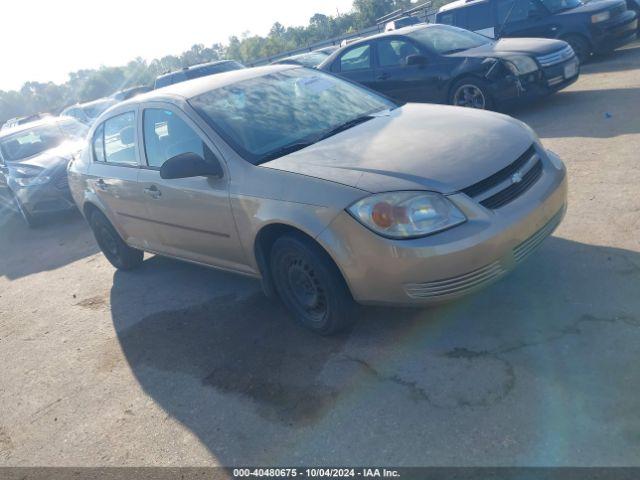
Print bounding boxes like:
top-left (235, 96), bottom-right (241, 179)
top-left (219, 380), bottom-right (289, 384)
top-left (270, 234), bottom-right (357, 335)
top-left (563, 35), bottom-right (591, 64)
top-left (449, 77), bottom-right (494, 110)
top-left (89, 209), bottom-right (143, 270)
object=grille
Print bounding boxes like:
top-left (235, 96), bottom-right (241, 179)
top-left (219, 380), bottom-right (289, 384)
top-left (536, 45), bottom-right (575, 67)
top-left (481, 160), bottom-right (542, 210)
top-left (513, 207), bottom-right (565, 263)
top-left (461, 145), bottom-right (543, 209)
top-left (404, 261), bottom-right (507, 299)
top-left (462, 145), bottom-right (535, 198)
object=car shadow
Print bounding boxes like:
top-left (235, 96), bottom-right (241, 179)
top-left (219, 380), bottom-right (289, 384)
top-left (513, 87), bottom-right (640, 138)
top-left (109, 236), bottom-right (640, 465)
top-left (0, 208), bottom-right (98, 280)
top-left (582, 42), bottom-right (640, 75)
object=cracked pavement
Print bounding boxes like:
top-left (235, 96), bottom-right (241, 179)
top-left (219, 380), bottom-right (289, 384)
top-left (0, 42), bottom-right (639, 466)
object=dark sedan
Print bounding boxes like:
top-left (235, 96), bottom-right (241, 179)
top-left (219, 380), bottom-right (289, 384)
top-left (0, 117), bottom-right (87, 227)
top-left (319, 24), bottom-right (580, 110)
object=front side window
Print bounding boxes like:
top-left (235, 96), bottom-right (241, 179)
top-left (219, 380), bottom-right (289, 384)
top-left (143, 108), bottom-right (212, 168)
top-left (190, 69), bottom-right (396, 164)
top-left (340, 44), bottom-right (372, 71)
top-left (408, 25), bottom-right (491, 55)
top-left (497, 0), bottom-right (548, 22)
top-left (438, 11), bottom-right (457, 25)
top-left (377, 38), bottom-right (421, 67)
top-left (103, 112), bottom-right (137, 166)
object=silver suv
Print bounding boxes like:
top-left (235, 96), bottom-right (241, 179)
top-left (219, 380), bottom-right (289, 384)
top-left (69, 66), bottom-right (567, 335)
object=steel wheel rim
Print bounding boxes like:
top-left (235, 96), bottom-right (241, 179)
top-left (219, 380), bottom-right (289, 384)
top-left (453, 84), bottom-right (486, 109)
top-left (97, 223), bottom-right (119, 258)
top-left (282, 254), bottom-right (328, 323)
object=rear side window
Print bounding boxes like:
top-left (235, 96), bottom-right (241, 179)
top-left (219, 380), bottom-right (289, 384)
top-left (103, 112), bottom-right (137, 166)
top-left (439, 11), bottom-right (457, 25)
top-left (464, 3), bottom-right (494, 30)
top-left (143, 108), bottom-right (213, 168)
top-left (340, 44), bottom-right (372, 71)
top-left (497, 0), bottom-right (546, 23)
top-left (92, 124), bottom-right (105, 162)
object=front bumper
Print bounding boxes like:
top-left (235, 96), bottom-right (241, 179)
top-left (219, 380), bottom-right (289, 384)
top-left (317, 149), bottom-right (568, 306)
top-left (12, 175), bottom-right (76, 216)
top-left (491, 62), bottom-right (579, 107)
top-left (591, 11), bottom-right (638, 52)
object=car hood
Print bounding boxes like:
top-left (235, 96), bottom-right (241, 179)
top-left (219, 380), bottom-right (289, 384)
top-left (556, 0), bottom-right (624, 15)
top-left (260, 104), bottom-right (534, 194)
top-left (457, 37), bottom-right (569, 58)
top-left (7, 139), bottom-right (85, 171)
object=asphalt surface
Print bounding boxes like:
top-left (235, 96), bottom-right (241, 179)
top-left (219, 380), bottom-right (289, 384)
top-left (1, 42), bottom-right (639, 467)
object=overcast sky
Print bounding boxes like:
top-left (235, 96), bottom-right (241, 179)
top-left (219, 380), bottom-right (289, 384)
top-left (1, 0), bottom-right (355, 91)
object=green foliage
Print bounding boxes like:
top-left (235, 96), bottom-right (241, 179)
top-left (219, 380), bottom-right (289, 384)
top-left (0, 0), bottom-right (432, 124)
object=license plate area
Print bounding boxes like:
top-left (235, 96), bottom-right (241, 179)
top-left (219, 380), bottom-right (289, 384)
top-left (564, 60), bottom-right (578, 79)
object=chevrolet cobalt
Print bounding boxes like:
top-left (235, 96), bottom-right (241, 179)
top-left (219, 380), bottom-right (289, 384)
top-left (68, 66), bottom-right (567, 335)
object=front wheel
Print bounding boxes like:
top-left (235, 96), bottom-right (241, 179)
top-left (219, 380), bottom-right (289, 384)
top-left (270, 234), bottom-right (357, 335)
top-left (449, 78), bottom-right (494, 110)
top-left (563, 35), bottom-right (591, 64)
top-left (89, 210), bottom-right (143, 270)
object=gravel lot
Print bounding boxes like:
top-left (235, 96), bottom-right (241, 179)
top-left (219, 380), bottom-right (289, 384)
top-left (1, 41), bottom-right (639, 467)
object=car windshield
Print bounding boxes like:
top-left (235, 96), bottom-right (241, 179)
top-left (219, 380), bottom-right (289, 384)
top-left (539, 0), bottom-right (582, 12)
top-left (190, 68), bottom-right (397, 164)
top-left (408, 25), bottom-right (491, 54)
top-left (0, 120), bottom-right (88, 162)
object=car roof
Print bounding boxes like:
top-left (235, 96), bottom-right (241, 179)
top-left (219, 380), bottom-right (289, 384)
top-left (155, 59), bottom-right (239, 80)
top-left (121, 64), bottom-right (297, 104)
top-left (326, 24), bottom-right (440, 54)
top-left (0, 115), bottom-right (77, 139)
top-left (439, 0), bottom-right (490, 13)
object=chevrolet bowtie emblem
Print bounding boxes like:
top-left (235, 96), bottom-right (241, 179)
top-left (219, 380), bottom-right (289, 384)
top-left (511, 172), bottom-right (523, 184)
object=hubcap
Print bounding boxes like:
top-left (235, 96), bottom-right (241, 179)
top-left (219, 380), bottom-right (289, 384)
top-left (284, 255), bottom-right (327, 322)
top-left (453, 84), bottom-right (486, 109)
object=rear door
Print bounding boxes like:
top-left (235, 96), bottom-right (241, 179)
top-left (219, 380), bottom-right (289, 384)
top-left (332, 42), bottom-right (376, 88)
top-left (88, 110), bottom-right (152, 248)
top-left (373, 36), bottom-right (440, 103)
top-left (137, 104), bottom-right (248, 272)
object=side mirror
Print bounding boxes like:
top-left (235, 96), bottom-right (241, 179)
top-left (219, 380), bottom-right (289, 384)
top-left (405, 54), bottom-right (428, 67)
top-left (160, 152), bottom-right (223, 180)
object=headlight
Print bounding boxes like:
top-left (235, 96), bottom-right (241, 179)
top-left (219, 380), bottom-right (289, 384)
top-left (12, 166), bottom-right (51, 187)
top-left (504, 56), bottom-right (539, 75)
top-left (347, 191), bottom-right (466, 239)
top-left (591, 11), bottom-right (610, 23)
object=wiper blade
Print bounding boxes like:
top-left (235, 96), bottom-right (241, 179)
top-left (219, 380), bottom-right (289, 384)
top-left (260, 141), bottom-right (315, 162)
top-left (316, 115), bottom-right (374, 142)
top-left (442, 47), bottom-right (470, 55)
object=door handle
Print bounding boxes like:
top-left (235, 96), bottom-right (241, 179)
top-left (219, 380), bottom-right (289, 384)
top-left (376, 73), bottom-right (390, 80)
top-left (96, 179), bottom-right (109, 191)
top-left (144, 185), bottom-right (162, 199)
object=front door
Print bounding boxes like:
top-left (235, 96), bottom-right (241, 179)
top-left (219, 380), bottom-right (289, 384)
top-left (373, 37), bottom-right (440, 103)
top-left (137, 106), bottom-right (249, 273)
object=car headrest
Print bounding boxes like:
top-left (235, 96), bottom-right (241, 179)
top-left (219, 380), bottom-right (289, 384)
top-left (119, 126), bottom-right (135, 145)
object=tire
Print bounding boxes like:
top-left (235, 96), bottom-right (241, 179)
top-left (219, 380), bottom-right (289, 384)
top-left (270, 233), bottom-right (357, 335)
top-left (449, 77), bottom-right (494, 110)
top-left (563, 35), bottom-right (591, 65)
top-left (12, 192), bottom-right (39, 228)
top-left (89, 209), bottom-right (143, 270)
